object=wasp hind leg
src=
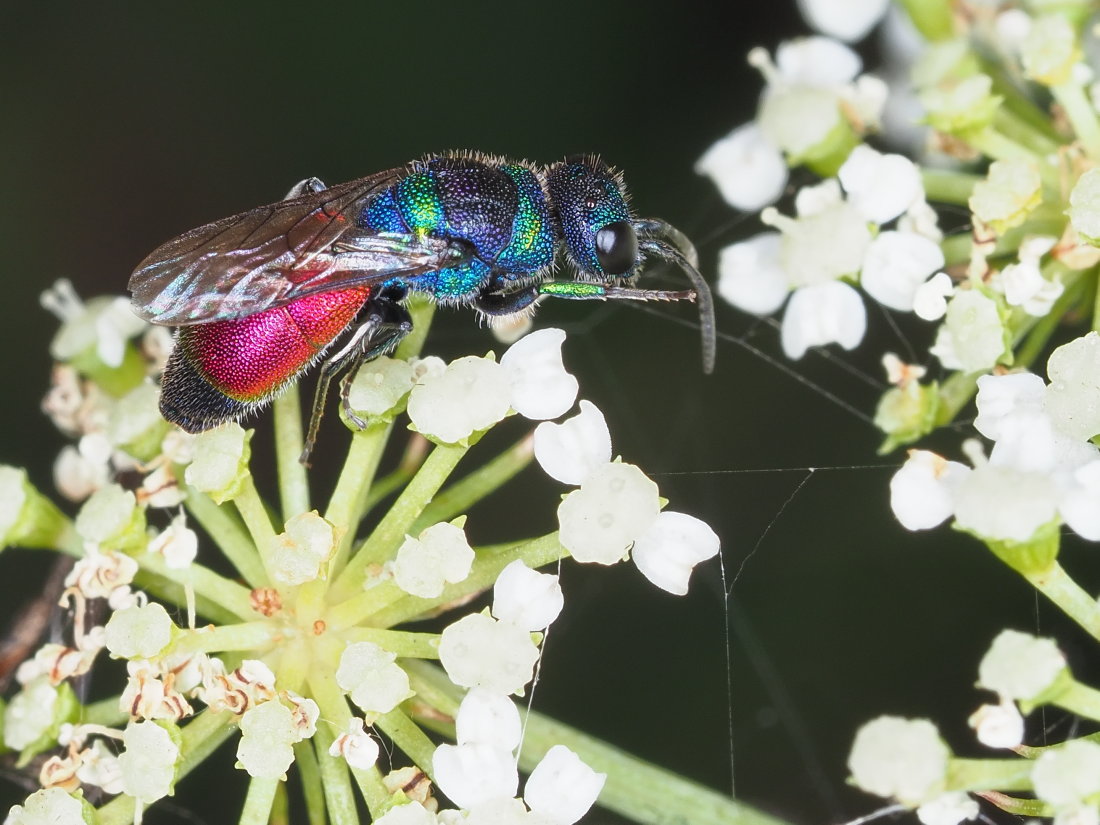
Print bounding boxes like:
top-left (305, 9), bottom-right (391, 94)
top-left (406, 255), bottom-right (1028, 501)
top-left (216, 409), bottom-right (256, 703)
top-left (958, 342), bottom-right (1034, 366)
top-left (300, 286), bottom-right (412, 465)
top-left (283, 176), bottom-right (327, 199)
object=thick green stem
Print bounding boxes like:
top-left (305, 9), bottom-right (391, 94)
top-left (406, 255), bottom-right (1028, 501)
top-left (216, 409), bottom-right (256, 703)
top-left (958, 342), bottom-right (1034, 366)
top-left (376, 708), bottom-right (439, 781)
top-left (274, 384), bottom-right (310, 520)
top-left (412, 434), bottom-right (535, 532)
top-left (235, 478), bottom-right (277, 581)
top-left (137, 551), bottom-right (256, 621)
top-left (406, 661), bottom-right (789, 825)
top-left (898, 0), bottom-right (954, 40)
top-left (174, 621), bottom-right (283, 655)
top-left (312, 723), bottom-right (360, 825)
top-left (1021, 562), bottom-right (1100, 643)
top-left (239, 777), bottom-right (280, 825)
top-left (185, 485), bottom-right (268, 588)
top-left (1053, 81), bottom-right (1100, 160)
top-left (1049, 678), bottom-right (1100, 721)
top-left (294, 740), bottom-right (329, 825)
top-left (947, 757), bottom-right (1035, 792)
top-left (324, 422), bottom-right (392, 572)
top-left (921, 169), bottom-right (981, 207)
top-left (331, 443), bottom-right (469, 599)
top-left (338, 628), bottom-right (440, 658)
top-left (979, 792), bottom-right (1051, 817)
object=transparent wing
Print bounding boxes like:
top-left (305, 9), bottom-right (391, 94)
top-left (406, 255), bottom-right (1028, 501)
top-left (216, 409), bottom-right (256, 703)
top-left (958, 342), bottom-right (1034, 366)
top-left (129, 169), bottom-right (455, 325)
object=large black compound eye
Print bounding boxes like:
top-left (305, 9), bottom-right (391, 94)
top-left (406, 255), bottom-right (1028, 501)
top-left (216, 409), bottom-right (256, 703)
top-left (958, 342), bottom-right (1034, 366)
top-left (594, 220), bottom-right (638, 276)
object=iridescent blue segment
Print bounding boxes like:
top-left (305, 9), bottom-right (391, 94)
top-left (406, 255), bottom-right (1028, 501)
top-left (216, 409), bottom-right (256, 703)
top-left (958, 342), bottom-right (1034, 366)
top-left (547, 158), bottom-right (633, 278)
top-left (358, 156), bottom-right (556, 300)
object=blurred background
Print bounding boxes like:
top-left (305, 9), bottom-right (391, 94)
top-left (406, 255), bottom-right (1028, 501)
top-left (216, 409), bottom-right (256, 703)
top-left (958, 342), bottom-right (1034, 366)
top-left (4, 3), bottom-right (1096, 824)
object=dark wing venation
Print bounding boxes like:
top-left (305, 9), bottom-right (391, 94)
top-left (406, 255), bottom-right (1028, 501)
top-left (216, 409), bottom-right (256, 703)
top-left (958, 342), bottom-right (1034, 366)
top-left (129, 168), bottom-right (450, 325)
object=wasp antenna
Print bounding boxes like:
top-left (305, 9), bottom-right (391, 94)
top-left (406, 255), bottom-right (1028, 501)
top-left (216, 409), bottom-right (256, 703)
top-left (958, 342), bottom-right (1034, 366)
top-left (637, 222), bottom-right (716, 374)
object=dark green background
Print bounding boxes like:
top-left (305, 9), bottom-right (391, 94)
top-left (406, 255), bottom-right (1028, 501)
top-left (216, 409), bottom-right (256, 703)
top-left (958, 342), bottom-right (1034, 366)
top-left (1, 3), bottom-right (1091, 824)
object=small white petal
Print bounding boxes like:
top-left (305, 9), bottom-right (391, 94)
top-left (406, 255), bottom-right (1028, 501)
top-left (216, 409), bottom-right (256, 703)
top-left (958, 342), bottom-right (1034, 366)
top-left (438, 613), bottom-right (540, 695)
top-left (119, 720), bottom-right (179, 802)
top-left (781, 282), bottom-right (866, 359)
top-left (775, 36), bottom-right (862, 85)
top-left (916, 792), bottom-right (979, 825)
top-left (335, 641), bottom-right (411, 714)
top-left (953, 464), bottom-right (1059, 542)
top-left (913, 273), bottom-right (954, 321)
top-left (533, 400), bottom-right (612, 486)
top-left (5, 787), bottom-right (87, 825)
top-left (4, 677), bottom-right (59, 750)
top-left (839, 145), bottom-right (924, 224)
top-left (978, 629), bottom-right (1066, 701)
top-left (1060, 460), bottom-right (1100, 540)
top-left (797, 0), bottom-right (889, 42)
top-left (1032, 740), bottom-right (1100, 807)
top-left (373, 802), bottom-right (438, 825)
top-left (237, 701), bottom-right (297, 779)
top-left (407, 356), bottom-right (511, 444)
top-left (848, 716), bottom-right (949, 805)
top-left (393, 522), bottom-right (475, 599)
top-left (524, 746), bottom-right (607, 825)
top-left (695, 124), bottom-right (788, 211)
top-left (631, 512), bottom-right (719, 596)
top-left (268, 511), bottom-right (336, 586)
top-left (889, 451), bottom-right (969, 531)
top-left (929, 290), bottom-right (1007, 373)
top-left (557, 463), bottom-right (661, 565)
top-left (454, 688), bottom-right (522, 750)
top-left (716, 233), bottom-right (790, 315)
top-left (104, 602), bottom-right (175, 660)
top-left (492, 561), bottom-right (564, 630)
top-left (328, 718), bottom-right (380, 771)
top-left (968, 699), bottom-right (1024, 749)
top-left (500, 328), bottom-right (578, 421)
top-left (1044, 332), bottom-right (1100, 441)
top-left (860, 231), bottom-right (945, 312)
top-left (433, 742), bottom-right (518, 810)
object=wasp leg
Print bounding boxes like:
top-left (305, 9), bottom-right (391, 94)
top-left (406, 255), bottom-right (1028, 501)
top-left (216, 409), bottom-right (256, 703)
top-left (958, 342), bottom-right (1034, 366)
top-left (283, 176), bottom-right (328, 200)
top-left (472, 283), bottom-right (541, 316)
top-left (300, 287), bottom-right (412, 466)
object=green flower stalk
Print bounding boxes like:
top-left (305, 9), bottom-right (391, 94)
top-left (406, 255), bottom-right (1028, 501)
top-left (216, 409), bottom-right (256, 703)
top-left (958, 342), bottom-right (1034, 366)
top-left (1, 289), bottom-right (765, 825)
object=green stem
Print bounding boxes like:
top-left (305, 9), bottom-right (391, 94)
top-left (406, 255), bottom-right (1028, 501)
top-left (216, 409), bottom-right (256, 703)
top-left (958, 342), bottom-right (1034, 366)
top-left (406, 661), bottom-right (789, 825)
top-left (331, 443), bottom-right (469, 599)
top-left (294, 740), bottom-right (329, 825)
top-left (968, 129), bottom-right (1041, 163)
top-left (1021, 562), bottom-right (1100, 643)
top-left (921, 169), bottom-right (981, 206)
top-left (1053, 81), bottom-right (1100, 159)
top-left (274, 384), bottom-right (310, 520)
top-left (376, 708), bottom-right (440, 779)
top-left (95, 710), bottom-right (237, 825)
top-left (324, 422), bottom-right (392, 572)
top-left (992, 107), bottom-right (1063, 157)
top-left (132, 570), bottom-right (239, 626)
top-left (412, 433), bottom-right (535, 532)
top-left (239, 777), bottom-right (280, 825)
top-left (360, 434), bottom-right (430, 514)
top-left (978, 792), bottom-right (1051, 818)
top-left (898, 0), bottom-right (954, 40)
top-left (185, 485), bottom-right (268, 588)
top-left (174, 621), bottom-right (283, 655)
top-left (137, 551), bottom-right (256, 621)
top-left (371, 533), bottom-right (566, 628)
top-left (235, 477), bottom-right (277, 581)
top-left (312, 722), bottom-right (360, 825)
top-left (947, 757), bottom-right (1035, 792)
top-left (325, 582), bottom-right (407, 632)
top-left (338, 628), bottom-right (440, 658)
top-left (1049, 678), bottom-right (1100, 721)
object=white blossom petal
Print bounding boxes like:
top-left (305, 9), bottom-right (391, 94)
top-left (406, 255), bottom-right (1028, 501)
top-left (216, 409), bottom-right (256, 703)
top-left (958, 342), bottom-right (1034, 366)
top-left (500, 328), bottom-right (578, 421)
top-left (889, 450), bottom-right (969, 531)
top-left (454, 689), bottom-right (522, 751)
top-left (797, 0), bottom-right (889, 42)
top-left (119, 720), bottom-right (179, 802)
top-left (860, 231), bottom-right (945, 312)
top-left (913, 272), bottom-right (954, 321)
top-left (439, 613), bottom-right (540, 695)
top-left (533, 401), bottom-right (612, 486)
top-left (848, 716), bottom-right (949, 805)
top-left (631, 512), bottom-right (719, 595)
top-left (433, 742), bottom-right (518, 810)
top-left (695, 124), bottom-right (788, 211)
top-left (524, 746), bottom-right (606, 825)
top-left (780, 282), bottom-right (866, 359)
top-left (492, 561), bottom-right (564, 630)
top-left (716, 233), bottom-right (790, 315)
top-left (839, 145), bottom-right (924, 224)
top-left (407, 356), bottom-right (511, 444)
top-left (557, 463), bottom-right (661, 565)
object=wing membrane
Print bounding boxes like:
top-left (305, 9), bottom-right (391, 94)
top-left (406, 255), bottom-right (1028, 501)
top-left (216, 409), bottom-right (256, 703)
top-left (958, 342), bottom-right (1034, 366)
top-left (129, 169), bottom-right (452, 325)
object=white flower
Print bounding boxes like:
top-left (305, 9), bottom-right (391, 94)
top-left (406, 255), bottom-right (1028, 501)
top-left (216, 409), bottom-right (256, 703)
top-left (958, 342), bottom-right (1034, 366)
top-left (1069, 168), bottom-right (1100, 244)
top-left (930, 290), bottom-right (1007, 373)
top-left (41, 280), bottom-right (146, 368)
top-left (631, 512), bottom-right (720, 596)
top-left (1044, 333), bottom-right (1100, 441)
top-left (848, 716), bottom-right (949, 805)
top-left (328, 717), bottom-right (380, 770)
top-left (492, 561), bottom-right (564, 631)
top-left (1020, 14), bottom-right (1079, 87)
top-left (4, 787), bottom-right (87, 825)
top-left (454, 689), bottom-right (522, 751)
top-left (524, 746), bottom-right (606, 825)
top-left (4, 677), bottom-right (59, 750)
top-left (839, 146), bottom-right (924, 224)
top-left (797, 0), bottom-right (889, 42)
top-left (557, 462), bottom-right (660, 564)
top-left (147, 513), bottom-right (198, 570)
top-left (118, 720), bottom-right (179, 802)
top-left (913, 273), bottom-right (955, 321)
top-left (335, 641), bottom-right (411, 715)
top-left (184, 424), bottom-right (251, 504)
top-left (1032, 741), bottom-right (1100, 807)
top-left (953, 463), bottom-right (1060, 543)
top-left (533, 401), bottom-right (612, 486)
top-left (268, 511), bottom-right (336, 586)
top-left (890, 451), bottom-right (970, 531)
top-left (916, 792), bottom-right (979, 825)
top-left (346, 356), bottom-right (416, 419)
top-left (236, 701), bottom-right (299, 779)
top-left (393, 522), bottom-right (475, 599)
top-left (499, 328), bottom-right (578, 420)
top-left (407, 356), bottom-right (512, 444)
top-left (104, 602), bottom-right (175, 660)
top-left (969, 159), bottom-right (1043, 234)
top-left (74, 483), bottom-right (138, 544)
top-left (977, 629), bottom-right (1066, 701)
top-left (974, 373), bottom-right (1047, 443)
top-left (968, 699), bottom-right (1024, 749)
top-left (373, 802), bottom-right (438, 825)
top-left (438, 613), bottom-right (540, 695)
top-left (716, 233), bottom-right (789, 316)
top-left (433, 742), bottom-right (518, 810)
top-left (860, 231), bottom-right (945, 313)
top-left (999, 236), bottom-right (1061, 316)
top-left (774, 36), bottom-right (861, 87)
top-left (1060, 460), bottom-right (1100, 540)
top-left (781, 281), bottom-right (867, 359)
top-left (696, 123), bottom-right (788, 211)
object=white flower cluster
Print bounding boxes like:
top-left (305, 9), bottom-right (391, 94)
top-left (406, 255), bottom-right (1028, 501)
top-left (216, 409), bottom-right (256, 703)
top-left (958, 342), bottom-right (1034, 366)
top-left (891, 333), bottom-right (1100, 545)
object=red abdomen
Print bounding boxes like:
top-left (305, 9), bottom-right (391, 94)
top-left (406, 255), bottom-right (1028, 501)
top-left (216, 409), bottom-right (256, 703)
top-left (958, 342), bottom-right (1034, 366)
top-left (182, 287), bottom-right (370, 401)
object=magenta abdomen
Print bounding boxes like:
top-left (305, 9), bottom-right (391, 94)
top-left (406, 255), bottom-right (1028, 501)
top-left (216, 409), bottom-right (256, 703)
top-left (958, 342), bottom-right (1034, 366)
top-left (178, 287), bottom-right (370, 402)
